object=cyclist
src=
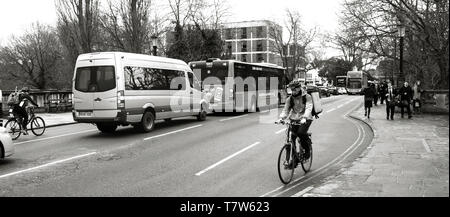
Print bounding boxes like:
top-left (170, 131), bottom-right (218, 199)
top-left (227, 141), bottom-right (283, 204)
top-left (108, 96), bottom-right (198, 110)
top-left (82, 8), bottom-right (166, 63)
top-left (12, 87), bottom-right (38, 135)
top-left (278, 80), bottom-right (314, 160)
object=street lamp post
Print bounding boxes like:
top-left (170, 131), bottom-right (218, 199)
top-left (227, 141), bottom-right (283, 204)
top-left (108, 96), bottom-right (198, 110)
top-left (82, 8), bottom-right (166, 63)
top-left (151, 35), bottom-right (158, 56)
top-left (398, 25), bottom-right (405, 85)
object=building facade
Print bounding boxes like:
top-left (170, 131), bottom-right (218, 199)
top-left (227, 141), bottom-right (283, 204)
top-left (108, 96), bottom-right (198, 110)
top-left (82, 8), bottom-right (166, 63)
top-left (221, 20), bottom-right (283, 66)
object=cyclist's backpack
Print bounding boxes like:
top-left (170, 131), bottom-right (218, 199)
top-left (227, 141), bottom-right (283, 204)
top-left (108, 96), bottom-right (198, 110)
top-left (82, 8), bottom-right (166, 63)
top-left (7, 91), bottom-right (20, 106)
top-left (289, 87), bottom-right (323, 119)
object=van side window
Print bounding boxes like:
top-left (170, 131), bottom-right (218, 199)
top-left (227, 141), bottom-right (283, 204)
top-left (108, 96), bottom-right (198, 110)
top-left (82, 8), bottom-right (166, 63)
top-left (125, 66), bottom-right (186, 91)
top-left (188, 71), bottom-right (201, 91)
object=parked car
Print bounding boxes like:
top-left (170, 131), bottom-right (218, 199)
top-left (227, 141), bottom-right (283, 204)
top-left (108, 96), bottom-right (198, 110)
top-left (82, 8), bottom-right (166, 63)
top-left (318, 86), bottom-right (330, 98)
top-left (327, 85), bottom-right (338, 95)
top-left (337, 87), bottom-right (347, 95)
top-left (0, 125), bottom-right (15, 159)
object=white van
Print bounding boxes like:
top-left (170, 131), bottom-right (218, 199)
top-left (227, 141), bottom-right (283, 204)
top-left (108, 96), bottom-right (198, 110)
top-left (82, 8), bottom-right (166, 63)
top-left (72, 52), bottom-right (208, 133)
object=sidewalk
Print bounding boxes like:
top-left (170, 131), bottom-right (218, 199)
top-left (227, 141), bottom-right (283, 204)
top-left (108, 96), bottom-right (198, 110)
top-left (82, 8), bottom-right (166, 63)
top-left (306, 103), bottom-right (449, 197)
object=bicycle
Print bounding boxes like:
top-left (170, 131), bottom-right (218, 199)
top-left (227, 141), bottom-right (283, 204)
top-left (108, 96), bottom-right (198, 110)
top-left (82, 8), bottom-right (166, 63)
top-left (4, 106), bottom-right (46, 140)
top-left (275, 120), bottom-right (313, 184)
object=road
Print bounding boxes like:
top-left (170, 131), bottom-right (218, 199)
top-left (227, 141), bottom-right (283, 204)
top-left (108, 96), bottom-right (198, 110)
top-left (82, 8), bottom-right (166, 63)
top-left (0, 95), bottom-right (373, 197)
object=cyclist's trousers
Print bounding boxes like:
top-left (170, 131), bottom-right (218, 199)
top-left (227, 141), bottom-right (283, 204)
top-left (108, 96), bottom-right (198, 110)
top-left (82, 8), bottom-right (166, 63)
top-left (291, 120), bottom-right (313, 152)
top-left (13, 105), bottom-right (28, 129)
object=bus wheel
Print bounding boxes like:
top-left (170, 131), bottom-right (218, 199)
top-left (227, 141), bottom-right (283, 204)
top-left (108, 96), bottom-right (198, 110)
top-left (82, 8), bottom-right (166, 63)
top-left (136, 111), bottom-right (155, 133)
top-left (197, 104), bottom-right (207, 121)
top-left (97, 123), bottom-right (117, 134)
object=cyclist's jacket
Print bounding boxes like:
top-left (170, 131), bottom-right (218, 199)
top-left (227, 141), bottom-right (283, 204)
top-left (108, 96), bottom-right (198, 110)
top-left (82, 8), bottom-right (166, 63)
top-left (18, 92), bottom-right (38, 108)
top-left (280, 91), bottom-right (313, 121)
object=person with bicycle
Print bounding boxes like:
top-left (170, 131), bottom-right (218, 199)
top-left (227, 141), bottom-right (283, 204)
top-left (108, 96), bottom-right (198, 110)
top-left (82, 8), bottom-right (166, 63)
top-left (278, 80), bottom-right (314, 160)
top-left (12, 87), bottom-right (38, 135)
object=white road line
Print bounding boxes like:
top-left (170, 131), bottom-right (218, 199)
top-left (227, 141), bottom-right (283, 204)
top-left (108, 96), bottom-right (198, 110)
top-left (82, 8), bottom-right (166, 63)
top-left (219, 114), bottom-right (249, 122)
top-left (195, 142), bottom-right (261, 176)
top-left (260, 110), bottom-right (271, 113)
top-left (291, 186), bottom-right (314, 197)
top-left (261, 102), bottom-right (364, 197)
top-left (144, 125), bottom-right (203, 141)
top-left (275, 129), bottom-right (285, 134)
top-left (0, 152), bottom-right (97, 179)
top-left (422, 139), bottom-right (431, 153)
top-left (15, 129), bottom-right (98, 145)
top-left (326, 108), bottom-right (336, 113)
top-left (264, 119), bottom-right (364, 197)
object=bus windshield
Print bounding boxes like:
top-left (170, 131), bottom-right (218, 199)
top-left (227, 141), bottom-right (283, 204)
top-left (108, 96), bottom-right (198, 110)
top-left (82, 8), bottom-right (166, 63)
top-left (348, 78), bottom-right (362, 89)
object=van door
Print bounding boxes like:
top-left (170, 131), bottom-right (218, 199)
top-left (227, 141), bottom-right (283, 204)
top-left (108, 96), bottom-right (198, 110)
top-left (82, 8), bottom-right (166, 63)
top-left (74, 65), bottom-right (95, 117)
top-left (92, 62), bottom-right (118, 118)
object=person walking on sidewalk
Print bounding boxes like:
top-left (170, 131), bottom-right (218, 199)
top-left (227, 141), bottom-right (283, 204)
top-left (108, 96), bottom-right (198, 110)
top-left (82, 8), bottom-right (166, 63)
top-left (385, 81), bottom-right (397, 120)
top-left (373, 83), bottom-right (379, 106)
top-left (412, 80), bottom-right (424, 114)
top-left (399, 81), bottom-right (413, 119)
top-left (379, 82), bottom-right (387, 105)
top-left (363, 83), bottom-right (375, 119)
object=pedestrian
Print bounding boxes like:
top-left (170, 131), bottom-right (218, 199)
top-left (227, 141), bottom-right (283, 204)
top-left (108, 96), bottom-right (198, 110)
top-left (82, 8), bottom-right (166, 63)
top-left (385, 81), bottom-right (397, 120)
top-left (379, 82), bottom-right (387, 105)
top-left (363, 83), bottom-right (375, 119)
top-left (373, 83), bottom-right (379, 106)
top-left (412, 80), bottom-right (424, 114)
top-left (398, 81), bottom-right (413, 119)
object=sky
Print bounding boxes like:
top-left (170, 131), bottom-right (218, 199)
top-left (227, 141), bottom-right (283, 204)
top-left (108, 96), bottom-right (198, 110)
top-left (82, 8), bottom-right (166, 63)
top-left (0, 0), bottom-right (344, 57)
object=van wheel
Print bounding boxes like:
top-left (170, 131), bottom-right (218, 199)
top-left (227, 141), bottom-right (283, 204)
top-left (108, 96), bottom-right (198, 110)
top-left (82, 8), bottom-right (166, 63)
top-left (197, 104), bottom-right (207, 121)
top-left (136, 111), bottom-right (155, 133)
top-left (97, 123), bottom-right (117, 134)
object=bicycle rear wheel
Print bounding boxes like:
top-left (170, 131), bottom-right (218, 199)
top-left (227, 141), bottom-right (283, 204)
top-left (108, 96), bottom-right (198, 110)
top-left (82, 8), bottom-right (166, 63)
top-left (277, 145), bottom-right (295, 184)
top-left (301, 143), bottom-right (313, 173)
top-left (5, 119), bottom-right (22, 140)
top-left (30, 117), bottom-right (46, 136)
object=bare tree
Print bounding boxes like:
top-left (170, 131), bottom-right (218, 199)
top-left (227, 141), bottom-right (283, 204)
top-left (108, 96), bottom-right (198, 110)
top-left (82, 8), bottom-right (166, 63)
top-left (101, 0), bottom-right (152, 53)
top-left (56, 0), bottom-right (101, 53)
top-left (340, 0), bottom-right (449, 89)
top-left (0, 23), bottom-right (64, 89)
top-left (270, 9), bottom-right (319, 82)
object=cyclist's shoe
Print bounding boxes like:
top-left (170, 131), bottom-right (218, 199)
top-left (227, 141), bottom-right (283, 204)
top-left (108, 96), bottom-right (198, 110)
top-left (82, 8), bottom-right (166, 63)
top-left (21, 129), bottom-right (28, 135)
top-left (283, 161), bottom-right (294, 170)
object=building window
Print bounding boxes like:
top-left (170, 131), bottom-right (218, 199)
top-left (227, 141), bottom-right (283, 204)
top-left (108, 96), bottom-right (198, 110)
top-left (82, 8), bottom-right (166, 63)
top-left (226, 42), bottom-right (232, 54)
top-left (225, 29), bottom-right (232, 39)
top-left (257, 54), bottom-right (264, 63)
top-left (256, 40), bottom-right (264, 51)
top-left (256, 26), bottom-right (264, 38)
top-left (241, 28), bottom-right (247, 39)
top-left (241, 42), bottom-right (247, 52)
top-left (242, 54), bottom-right (247, 62)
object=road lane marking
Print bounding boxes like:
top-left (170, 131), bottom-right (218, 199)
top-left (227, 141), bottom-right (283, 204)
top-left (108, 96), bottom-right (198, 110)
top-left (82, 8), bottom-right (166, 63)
top-left (275, 129), bottom-right (285, 134)
top-left (261, 101), bottom-right (365, 197)
top-left (15, 129), bottom-right (98, 145)
top-left (219, 114), bottom-right (248, 122)
top-left (0, 152), bottom-right (97, 179)
top-left (144, 125), bottom-right (203, 141)
top-left (291, 186), bottom-right (314, 197)
top-left (195, 142), bottom-right (261, 176)
top-left (422, 139), bottom-right (431, 153)
top-left (262, 119), bottom-right (364, 197)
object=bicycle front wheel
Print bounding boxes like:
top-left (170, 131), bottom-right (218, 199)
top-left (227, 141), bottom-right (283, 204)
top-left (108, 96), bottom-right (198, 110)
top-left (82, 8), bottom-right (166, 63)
top-left (277, 145), bottom-right (295, 184)
top-left (301, 143), bottom-right (313, 173)
top-left (5, 119), bottom-right (22, 140)
top-left (30, 117), bottom-right (46, 136)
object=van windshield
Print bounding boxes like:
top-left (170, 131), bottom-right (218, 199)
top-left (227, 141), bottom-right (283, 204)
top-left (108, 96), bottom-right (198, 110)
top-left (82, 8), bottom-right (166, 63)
top-left (75, 66), bottom-right (116, 92)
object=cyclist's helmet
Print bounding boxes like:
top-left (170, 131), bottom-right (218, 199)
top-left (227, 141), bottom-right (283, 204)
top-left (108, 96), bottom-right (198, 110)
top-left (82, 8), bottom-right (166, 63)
top-left (288, 80), bottom-right (302, 89)
top-left (21, 87), bottom-right (30, 93)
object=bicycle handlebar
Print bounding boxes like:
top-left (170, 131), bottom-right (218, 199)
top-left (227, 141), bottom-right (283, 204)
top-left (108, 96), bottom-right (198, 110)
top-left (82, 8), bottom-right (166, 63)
top-left (275, 120), bottom-right (305, 126)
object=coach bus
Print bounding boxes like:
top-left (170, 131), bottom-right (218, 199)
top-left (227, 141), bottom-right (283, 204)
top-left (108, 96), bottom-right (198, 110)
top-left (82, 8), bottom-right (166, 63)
top-left (346, 70), bottom-right (368, 95)
top-left (188, 59), bottom-right (285, 112)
